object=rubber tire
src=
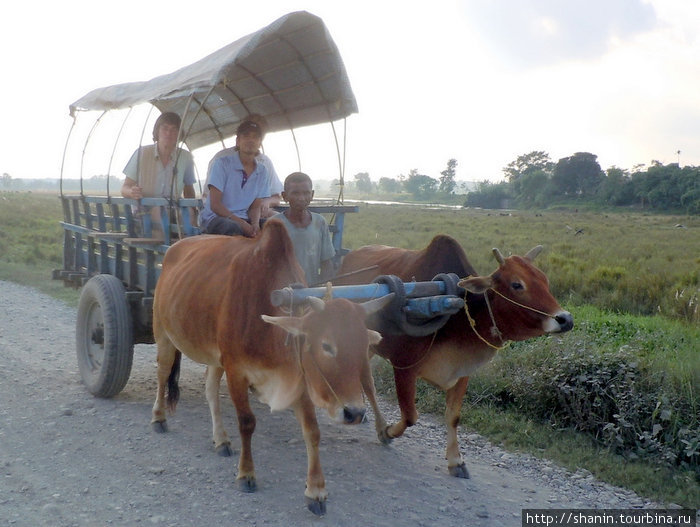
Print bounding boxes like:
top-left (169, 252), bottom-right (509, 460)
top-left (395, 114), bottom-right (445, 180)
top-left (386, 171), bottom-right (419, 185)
top-left (76, 274), bottom-right (134, 397)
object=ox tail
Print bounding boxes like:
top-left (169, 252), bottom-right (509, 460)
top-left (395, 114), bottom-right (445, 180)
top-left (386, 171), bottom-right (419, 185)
top-left (166, 351), bottom-right (181, 413)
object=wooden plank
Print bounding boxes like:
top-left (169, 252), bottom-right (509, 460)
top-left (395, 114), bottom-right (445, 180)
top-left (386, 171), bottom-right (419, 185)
top-left (123, 237), bottom-right (164, 247)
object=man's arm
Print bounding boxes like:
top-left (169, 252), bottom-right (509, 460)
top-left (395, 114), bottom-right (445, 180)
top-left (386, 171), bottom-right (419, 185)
top-left (259, 194), bottom-right (281, 218)
top-left (247, 198), bottom-right (263, 236)
top-left (210, 187), bottom-right (255, 237)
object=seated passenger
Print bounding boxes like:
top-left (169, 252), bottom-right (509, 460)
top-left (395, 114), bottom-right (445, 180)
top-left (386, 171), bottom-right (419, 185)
top-left (121, 111), bottom-right (195, 200)
top-left (120, 112), bottom-right (196, 238)
top-left (272, 172), bottom-right (336, 285)
top-left (199, 120), bottom-right (273, 237)
top-left (204, 114), bottom-right (283, 218)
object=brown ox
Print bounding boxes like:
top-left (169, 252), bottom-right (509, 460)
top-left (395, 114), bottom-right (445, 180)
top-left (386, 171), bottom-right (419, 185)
top-left (151, 220), bottom-right (389, 515)
top-left (335, 235), bottom-right (573, 478)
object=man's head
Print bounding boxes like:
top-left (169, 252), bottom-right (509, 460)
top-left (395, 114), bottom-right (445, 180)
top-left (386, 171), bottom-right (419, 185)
top-left (235, 120), bottom-right (263, 156)
top-left (282, 172), bottom-right (314, 211)
top-left (152, 112), bottom-right (181, 143)
top-left (245, 114), bottom-right (269, 137)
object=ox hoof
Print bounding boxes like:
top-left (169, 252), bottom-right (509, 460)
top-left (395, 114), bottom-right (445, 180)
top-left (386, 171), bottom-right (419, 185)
top-left (215, 443), bottom-right (233, 457)
top-left (236, 476), bottom-right (257, 493)
top-left (305, 497), bottom-right (327, 516)
top-left (378, 428), bottom-right (394, 445)
top-left (449, 463), bottom-right (470, 479)
top-left (151, 421), bottom-right (168, 433)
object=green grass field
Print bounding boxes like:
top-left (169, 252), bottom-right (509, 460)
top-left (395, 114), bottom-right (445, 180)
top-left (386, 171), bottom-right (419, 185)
top-left (1, 191), bottom-right (698, 507)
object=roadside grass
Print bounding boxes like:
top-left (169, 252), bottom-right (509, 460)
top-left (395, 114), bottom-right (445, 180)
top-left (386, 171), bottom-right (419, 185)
top-left (2, 192), bottom-right (698, 507)
top-left (372, 329), bottom-right (700, 509)
top-left (0, 260), bottom-right (80, 307)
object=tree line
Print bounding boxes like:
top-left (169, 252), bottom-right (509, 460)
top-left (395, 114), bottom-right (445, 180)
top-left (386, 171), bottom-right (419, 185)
top-left (339, 151), bottom-right (698, 214)
top-left (465, 151), bottom-right (700, 214)
top-left (340, 158), bottom-right (463, 202)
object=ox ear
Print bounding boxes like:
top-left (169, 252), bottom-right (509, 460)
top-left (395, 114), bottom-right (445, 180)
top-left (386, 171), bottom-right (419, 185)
top-left (524, 245), bottom-right (543, 262)
top-left (458, 275), bottom-right (493, 294)
top-left (367, 329), bottom-right (382, 346)
top-left (360, 293), bottom-right (395, 316)
top-left (261, 314), bottom-right (305, 337)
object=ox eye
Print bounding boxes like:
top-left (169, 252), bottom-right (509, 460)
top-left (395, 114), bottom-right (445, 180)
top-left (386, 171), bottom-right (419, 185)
top-left (511, 281), bottom-right (524, 291)
top-left (321, 342), bottom-right (337, 357)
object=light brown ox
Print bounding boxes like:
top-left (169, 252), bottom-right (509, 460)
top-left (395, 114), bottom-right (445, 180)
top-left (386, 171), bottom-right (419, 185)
top-left (151, 220), bottom-right (390, 515)
top-left (335, 234), bottom-right (573, 478)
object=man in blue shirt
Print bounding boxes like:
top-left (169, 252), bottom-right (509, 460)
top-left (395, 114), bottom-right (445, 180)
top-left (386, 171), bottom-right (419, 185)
top-left (199, 120), bottom-right (273, 237)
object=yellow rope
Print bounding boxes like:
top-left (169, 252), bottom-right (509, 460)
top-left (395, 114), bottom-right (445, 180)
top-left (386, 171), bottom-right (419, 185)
top-left (489, 287), bottom-right (554, 317)
top-left (463, 290), bottom-right (510, 351)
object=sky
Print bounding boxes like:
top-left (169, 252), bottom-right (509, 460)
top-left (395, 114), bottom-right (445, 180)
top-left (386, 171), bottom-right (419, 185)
top-left (1, 0), bottom-right (699, 187)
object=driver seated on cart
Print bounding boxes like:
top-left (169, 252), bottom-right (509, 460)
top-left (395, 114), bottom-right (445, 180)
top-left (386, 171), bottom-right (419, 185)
top-left (120, 111), bottom-right (196, 237)
top-left (204, 113), bottom-right (283, 219)
top-left (198, 120), bottom-right (274, 238)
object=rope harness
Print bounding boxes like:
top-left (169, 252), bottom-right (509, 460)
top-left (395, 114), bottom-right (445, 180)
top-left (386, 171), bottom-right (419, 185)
top-left (280, 284), bottom-right (346, 412)
top-left (463, 285), bottom-right (557, 351)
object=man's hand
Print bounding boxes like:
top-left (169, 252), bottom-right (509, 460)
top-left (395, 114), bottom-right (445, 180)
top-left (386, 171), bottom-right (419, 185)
top-left (129, 185), bottom-right (143, 199)
top-left (240, 221), bottom-right (257, 238)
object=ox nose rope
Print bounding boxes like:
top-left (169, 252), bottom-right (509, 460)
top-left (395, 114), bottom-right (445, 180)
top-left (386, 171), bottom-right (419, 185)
top-left (488, 287), bottom-right (556, 318)
top-left (291, 334), bottom-right (347, 415)
top-left (462, 285), bottom-right (558, 351)
top-left (282, 283), bottom-right (346, 414)
top-left (463, 290), bottom-right (509, 351)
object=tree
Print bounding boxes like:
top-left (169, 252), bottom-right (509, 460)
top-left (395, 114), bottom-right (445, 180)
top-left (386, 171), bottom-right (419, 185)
top-left (551, 152), bottom-right (603, 197)
top-left (517, 170), bottom-right (551, 206)
top-left (378, 177), bottom-right (402, 194)
top-left (597, 166), bottom-right (634, 205)
top-left (463, 180), bottom-right (511, 209)
top-left (353, 172), bottom-right (373, 193)
top-left (404, 169), bottom-right (437, 199)
top-left (439, 159), bottom-right (457, 195)
top-left (503, 151), bottom-right (553, 182)
top-left (1, 173), bottom-right (11, 188)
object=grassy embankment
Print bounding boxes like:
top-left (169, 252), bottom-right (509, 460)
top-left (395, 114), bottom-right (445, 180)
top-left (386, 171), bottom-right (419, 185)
top-left (1, 192), bottom-right (698, 507)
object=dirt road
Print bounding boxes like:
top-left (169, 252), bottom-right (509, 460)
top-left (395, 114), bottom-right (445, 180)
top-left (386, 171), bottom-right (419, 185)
top-left (0, 280), bottom-right (657, 526)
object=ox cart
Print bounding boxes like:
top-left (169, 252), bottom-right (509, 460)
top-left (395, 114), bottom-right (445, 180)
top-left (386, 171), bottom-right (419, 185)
top-left (53, 11), bottom-right (465, 398)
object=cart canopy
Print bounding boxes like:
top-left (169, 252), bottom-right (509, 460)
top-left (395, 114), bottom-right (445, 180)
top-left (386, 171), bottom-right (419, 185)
top-left (69, 11), bottom-right (357, 150)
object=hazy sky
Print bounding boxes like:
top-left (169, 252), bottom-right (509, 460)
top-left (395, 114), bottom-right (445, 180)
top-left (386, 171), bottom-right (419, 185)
top-left (1, 0), bottom-right (698, 185)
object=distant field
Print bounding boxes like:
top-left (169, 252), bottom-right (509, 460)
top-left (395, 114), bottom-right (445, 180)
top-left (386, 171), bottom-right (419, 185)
top-left (1, 191), bottom-right (698, 506)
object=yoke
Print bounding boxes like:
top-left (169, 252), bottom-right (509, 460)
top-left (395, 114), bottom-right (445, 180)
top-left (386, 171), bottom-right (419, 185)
top-left (271, 273), bottom-right (465, 337)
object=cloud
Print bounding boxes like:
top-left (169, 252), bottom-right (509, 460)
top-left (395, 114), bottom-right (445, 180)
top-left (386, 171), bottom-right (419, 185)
top-left (462, 0), bottom-right (658, 67)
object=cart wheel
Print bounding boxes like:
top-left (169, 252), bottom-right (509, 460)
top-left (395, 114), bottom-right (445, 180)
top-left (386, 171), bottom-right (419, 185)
top-left (76, 274), bottom-right (134, 397)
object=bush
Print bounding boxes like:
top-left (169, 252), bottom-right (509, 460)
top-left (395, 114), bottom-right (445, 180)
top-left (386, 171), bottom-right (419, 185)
top-left (468, 309), bottom-right (700, 478)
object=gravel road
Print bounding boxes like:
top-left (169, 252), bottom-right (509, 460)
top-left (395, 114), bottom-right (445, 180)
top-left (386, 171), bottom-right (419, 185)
top-left (0, 280), bottom-right (663, 527)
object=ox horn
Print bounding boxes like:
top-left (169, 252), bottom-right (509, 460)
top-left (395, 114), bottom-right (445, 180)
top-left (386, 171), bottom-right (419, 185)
top-left (306, 296), bottom-right (326, 312)
top-left (360, 293), bottom-right (395, 316)
top-left (492, 248), bottom-right (506, 265)
top-left (524, 245), bottom-right (543, 261)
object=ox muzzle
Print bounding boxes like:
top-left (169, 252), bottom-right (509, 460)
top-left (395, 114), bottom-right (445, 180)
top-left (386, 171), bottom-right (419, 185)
top-left (552, 311), bottom-right (574, 333)
top-left (342, 406), bottom-right (367, 425)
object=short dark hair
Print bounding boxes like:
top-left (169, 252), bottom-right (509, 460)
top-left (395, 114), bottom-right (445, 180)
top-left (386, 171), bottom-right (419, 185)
top-left (284, 172), bottom-right (313, 192)
top-left (152, 112), bottom-right (181, 142)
